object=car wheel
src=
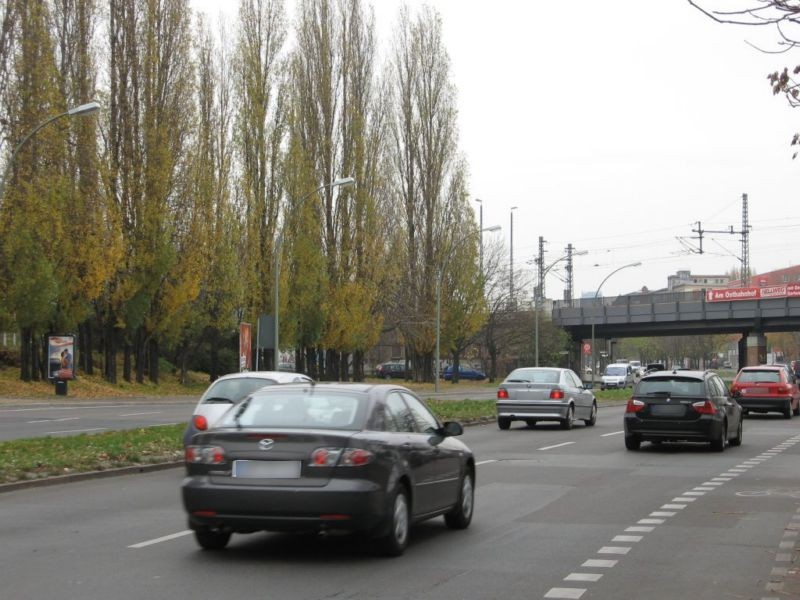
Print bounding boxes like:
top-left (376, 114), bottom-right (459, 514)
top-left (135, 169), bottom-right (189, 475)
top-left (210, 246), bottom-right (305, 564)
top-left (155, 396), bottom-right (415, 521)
top-left (784, 402), bottom-right (793, 419)
top-left (194, 528), bottom-right (231, 551)
top-left (377, 486), bottom-right (410, 557)
top-left (560, 405), bottom-right (575, 430)
top-left (584, 402), bottom-right (597, 427)
top-left (624, 434), bottom-right (640, 450)
top-left (498, 417), bottom-right (511, 430)
top-left (729, 418), bottom-right (743, 447)
top-left (710, 422), bottom-right (726, 452)
top-left (794, 401), bottom-right (799, 417)
top-left (525, 419), bottom-right (537, 428)
top-left (444, 471), bottom-right (474, 530)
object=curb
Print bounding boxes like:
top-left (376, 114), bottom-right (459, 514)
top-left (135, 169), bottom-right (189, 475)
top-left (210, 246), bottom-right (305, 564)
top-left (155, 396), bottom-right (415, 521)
top-left (0, 461), bottom-right (183, 494)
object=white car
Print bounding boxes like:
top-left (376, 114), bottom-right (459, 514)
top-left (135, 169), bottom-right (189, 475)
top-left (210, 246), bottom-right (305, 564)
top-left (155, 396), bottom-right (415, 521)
top-left (182, 371), bottom-right (313, 446)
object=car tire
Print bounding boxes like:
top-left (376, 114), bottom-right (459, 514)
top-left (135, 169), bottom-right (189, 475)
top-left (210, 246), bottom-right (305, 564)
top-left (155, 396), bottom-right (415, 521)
top-left (526, 419), bottom-right (537, 428)
top-left (729, 418), bottom-right (743, 447)
top-left (624, 434), bottom-right (641, 450)
top-left (498, 417), bottom-right (511, 430)
top-left (794, 401), bottom-right (800, 417)
top-left (784, 402), bottom-right (793, 419)
top-left (194, 528), bottom-right (231, 551)
top-left (444, 471), bottom-right (474, 530)
top-left (560, 405), bottom-right (575, 430)
top-left (710, 422), bottom-right (726, 452)
top-left (584, 402), bottom-right (597, 427)
top-left (377, 485), bottom-right (410, 557)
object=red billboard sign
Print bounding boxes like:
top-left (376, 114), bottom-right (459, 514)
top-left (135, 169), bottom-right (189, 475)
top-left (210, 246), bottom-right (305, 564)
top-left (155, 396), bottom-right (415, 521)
top-left (706, 284), bottom-right (800, 302)
top-left (239, 322), bottom-right (252, 372)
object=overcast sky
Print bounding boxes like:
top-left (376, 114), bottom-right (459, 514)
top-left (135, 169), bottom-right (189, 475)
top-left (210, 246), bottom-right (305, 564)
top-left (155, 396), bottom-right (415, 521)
top-left (194, 0), bottom-right (800, 299)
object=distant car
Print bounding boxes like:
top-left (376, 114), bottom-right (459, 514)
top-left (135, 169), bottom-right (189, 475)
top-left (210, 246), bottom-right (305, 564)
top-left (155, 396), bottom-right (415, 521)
top-left (645, 363), bottom-right (665, 373)
top-left (601, 363), bottom-right (633, 390)
top-left (730, 365), bottom-right (800, 418)
top-left (443, 365), bottom-right (487, 381)
top-left (182, 382), bottom-right (475, 556)
top-left (182, 371), bottom-right (313, 446)
top-left (496, 367), bottom-right (597, 430)
top-left (375, 361), bottom-right (406, 379)
top-left (624, 369), bottom-right (743, 451)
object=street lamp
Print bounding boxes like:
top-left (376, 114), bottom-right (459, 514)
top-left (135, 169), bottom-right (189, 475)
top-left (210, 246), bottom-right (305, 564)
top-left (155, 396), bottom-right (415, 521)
top-left (590, 261), bottom-right (641, 387)
top-left (0, 101), bottom-right (101, 202)
top-left (435, 223), bottom-right (500, 392)
top-left (271, 176), bottom-right (355, 370)
top-left (535, 250), bottom-right (588, 366)
top-left (510, 206), bottom-right (518, 305)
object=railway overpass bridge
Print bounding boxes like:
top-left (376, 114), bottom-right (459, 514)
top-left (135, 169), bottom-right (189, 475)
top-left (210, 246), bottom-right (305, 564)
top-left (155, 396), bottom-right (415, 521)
top-left (551, 288), bottom-right (800, 369)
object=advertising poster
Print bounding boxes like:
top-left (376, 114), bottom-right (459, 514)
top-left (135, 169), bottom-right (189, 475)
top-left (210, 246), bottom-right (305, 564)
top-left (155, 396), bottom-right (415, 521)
top-left (239, 322), bottom-right (252, 372)
top-left (48, 335), bottom-right (75, 380)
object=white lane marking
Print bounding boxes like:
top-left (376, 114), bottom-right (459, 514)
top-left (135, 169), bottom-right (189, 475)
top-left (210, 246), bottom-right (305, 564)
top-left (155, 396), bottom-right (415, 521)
top-left (661, 504), bottom-right (686, 510)
top-left (128, 530), bottom-right (193, 548)
top-left (693, 487), bottom-right (715, 491)
top-left (672, 497), bottom-right (696, 502)
top-left (598, 546), bottom-right (630, 555)
top-left (564, 573), bottom-right (603, 582)
top-left (600, 430), bottom-right (624, 437)
top-left (538, 442), bottom-right (575, 451)
top-left (776, 553), bottom-right (793, 562)
top-left (45, 427), bottom-right (106, 435)
top-left (638, 518), bottom-right (665, 525)
top-left (700, 482), bottom-right (723, 486)
top-left (728, 469), bottom-right (748, 473)
top-left (582, 559), bottom-right (617, 568)
top-left (27, 417), bottom-right (80, 423)
top-left (650, 511), bottom-right (676, 517)
top-left (783, 531), bottom-right (799, 538)
top-left (772, 567), bottom-right (788, 576)
top-left (612, 535), bottom-right (642, 543)
top-left (779, 541), bottom-right (796, 549)
top-left (0, 405), bottom-right (122, 413)
top-left (722, 472), bottom-right (741, 477)
top-left (683, 491), bottom-right (705, 496)
top-left (476, 459), bottom-right (497, 466)
top-left (625, 526), bottom-right (654, 533)
top-left (712, 477), bottom-right (733, 481)
top-left (544, 588), bottom-right (585, 599)
top-left (120, 411), bottom-right (162, 417)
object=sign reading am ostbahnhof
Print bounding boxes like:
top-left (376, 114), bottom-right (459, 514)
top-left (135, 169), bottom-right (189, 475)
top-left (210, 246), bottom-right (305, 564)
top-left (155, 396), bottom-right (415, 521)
top-left (706, 284), bottom-right (800, 302)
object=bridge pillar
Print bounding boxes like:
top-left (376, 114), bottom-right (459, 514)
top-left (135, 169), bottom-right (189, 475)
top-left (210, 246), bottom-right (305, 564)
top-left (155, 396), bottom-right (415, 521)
top-left (745, 333), bottom-right (767, 366)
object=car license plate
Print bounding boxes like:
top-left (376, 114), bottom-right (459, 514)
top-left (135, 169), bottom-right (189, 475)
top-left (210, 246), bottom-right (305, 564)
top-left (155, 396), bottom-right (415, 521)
top-left (232, 460), bottom-right (301, 479)
top-left (650, 404), bottom-right (686, 417)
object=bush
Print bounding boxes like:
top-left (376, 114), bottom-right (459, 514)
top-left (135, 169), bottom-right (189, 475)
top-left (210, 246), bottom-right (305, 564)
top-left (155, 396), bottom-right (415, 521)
top-left (0, 347), bottom-right (20, 367)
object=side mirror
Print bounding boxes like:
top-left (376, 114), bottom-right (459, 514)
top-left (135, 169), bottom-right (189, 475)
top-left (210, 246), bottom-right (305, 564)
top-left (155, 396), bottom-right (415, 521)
top-left (441, 421), bottom-right (463, 437)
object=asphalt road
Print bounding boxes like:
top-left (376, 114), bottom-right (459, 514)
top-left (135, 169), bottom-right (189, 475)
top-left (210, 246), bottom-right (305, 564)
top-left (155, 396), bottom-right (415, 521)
top-left (2, 406), bottom-right (800, 599)
top-left (0, 388), bottom-right (496, 441)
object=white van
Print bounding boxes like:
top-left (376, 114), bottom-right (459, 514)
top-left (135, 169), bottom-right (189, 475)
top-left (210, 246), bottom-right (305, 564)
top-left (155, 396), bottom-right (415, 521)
top-left (601, 363), bottom-right (633, 390)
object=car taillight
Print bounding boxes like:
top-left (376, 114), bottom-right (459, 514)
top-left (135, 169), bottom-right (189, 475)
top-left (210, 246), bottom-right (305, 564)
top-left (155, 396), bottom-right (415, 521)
top-left (692, 400), bottom-right (717, 415)
top-left (778, 385), bottom-right (790, 394)
top-left (497, 388), bottom-right (509, 399)
top-left (549, 389), bottom-right (565, 400)
top-left (626, 399), bottom-right (645, 413)
top-left (185, 445), bottom-right (225, 464)
top-left (730, 385), bottom-right (740, 397)
top-left (193, 414), bottom-right (208, 431)
top-left (310, 447), bottom-right (374, 467)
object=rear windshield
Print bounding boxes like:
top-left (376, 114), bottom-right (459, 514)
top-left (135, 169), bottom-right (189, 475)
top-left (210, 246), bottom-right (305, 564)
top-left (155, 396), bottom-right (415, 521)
top-left (605, 366), bottom-right (627, 376)
top-left (217, 390), bottom-right (367, 430)
top-left (200, 377), bottom-right (278, 404)
top-left (636, 376), bottom-right (705, 396)
top-left (505, 368), bottom-right (560, 384)
top-left (737, 370), bottom-right (781, 383)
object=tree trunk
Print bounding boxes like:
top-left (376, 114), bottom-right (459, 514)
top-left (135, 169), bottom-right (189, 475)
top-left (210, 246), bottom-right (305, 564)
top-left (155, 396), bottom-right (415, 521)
top-left (352, 349), bottom-right (364, 382)
top-left (209, 328), bottom-right (219, 381)
top-left (149, 338), bottom-right (159, 383)
top-left (488, 343), bottom-right (498, 384)
top-left (123, 340), bottom-right (133, 383)
top-left (104, 317), bottom-right (117, 384)
top-left (19, 328), bottom-right (32, 382)
top-left (326, 349), bottom-right (338, 381)
top-left (295, 347), bottom-right (305, 375)
top-left (340, 351), bottom-right (350, 382)
top-left (452, 353), bottom-right (461, 384)
top-left (79, 320), bottom-right (94, 375)
top-left (305, 346), bottom-right (317, 380)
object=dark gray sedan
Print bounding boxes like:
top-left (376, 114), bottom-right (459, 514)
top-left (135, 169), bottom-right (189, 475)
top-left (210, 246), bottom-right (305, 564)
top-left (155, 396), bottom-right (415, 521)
top-left (182, 382), bottom-right (475, 556)
top-left (496, 367), bottom-right (597, 430)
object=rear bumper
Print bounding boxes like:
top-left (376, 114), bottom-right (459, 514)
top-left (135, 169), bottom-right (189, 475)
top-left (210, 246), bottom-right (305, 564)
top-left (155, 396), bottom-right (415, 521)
top-left (736, 397), bottom-right (792, 413)
top-left (496, 401), bottom-right (570, 420)
top-left (624, 414), bottom-right (722, 442)
top-left (182, 476), bottom-right (387, 533)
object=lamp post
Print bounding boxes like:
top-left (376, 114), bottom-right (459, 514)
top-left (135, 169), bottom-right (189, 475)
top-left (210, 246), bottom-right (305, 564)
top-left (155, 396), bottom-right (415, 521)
top-left (509, 206), bottom-right (518, 305)
top-left (590, 261), bottom-right (641, 386)
top-left (271, 176), bottom-right (355, 370)
top-left (535, 250), bottom-right (588, 366)
top-left (435, 223), bottom-right (501, 392)
top-left (0, 101), bottom-right (101, 202)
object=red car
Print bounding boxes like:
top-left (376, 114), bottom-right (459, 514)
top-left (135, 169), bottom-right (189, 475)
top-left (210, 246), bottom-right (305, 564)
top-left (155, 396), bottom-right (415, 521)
top-left (730, 365), bottom-right (800, 419)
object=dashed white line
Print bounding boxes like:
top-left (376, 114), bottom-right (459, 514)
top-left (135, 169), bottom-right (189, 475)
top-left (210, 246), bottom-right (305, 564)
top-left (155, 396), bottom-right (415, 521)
top-left (672, 497), bottom-right (696, 503)
top-left (538, 442), bottom-right (576, 451)
top-left (582, 559), bottom-right (617, 568)
top-left (650, 511), bottom-right (676, 517)
top-left (625, 526), bottom-right (654, 533)
top-left (44, 427), bottom-right (106, 435)
top-left (612, 535), bottom-right (642, 543)
top-left (128, 530), bottom-right (193, 548)
top-left (565, 573), bottom-right (603, 582)
top-left (661, 504), bottom-right (686, 510)
top-left (119, 411), bottom-right (162, 417)
top-left (598, 546), bottom-right (630, 555)
top-left (476, 459), bottom-right (497, 466)
top-left (638, 518), bottom-right (665, 525)
top-left (27, 417), bottom-right (80, 424)
top-left (600, 430), bottom-right (624, 437)
top-left (544, 588), bottom-right (585, 599)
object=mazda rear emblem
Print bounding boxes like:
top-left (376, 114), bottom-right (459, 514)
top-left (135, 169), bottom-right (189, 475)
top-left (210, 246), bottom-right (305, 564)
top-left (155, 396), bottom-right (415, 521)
top-left (258, 438), bottom-right (275, 451)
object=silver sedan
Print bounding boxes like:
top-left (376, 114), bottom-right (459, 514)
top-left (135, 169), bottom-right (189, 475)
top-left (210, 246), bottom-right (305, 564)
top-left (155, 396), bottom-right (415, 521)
top-left (496, 367), bottom-right (597, 430)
